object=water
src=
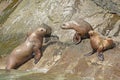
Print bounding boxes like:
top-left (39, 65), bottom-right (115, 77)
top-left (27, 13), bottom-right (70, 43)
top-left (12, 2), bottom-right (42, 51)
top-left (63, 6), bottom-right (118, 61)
top-left (0, 69), bottom-right (94, 80)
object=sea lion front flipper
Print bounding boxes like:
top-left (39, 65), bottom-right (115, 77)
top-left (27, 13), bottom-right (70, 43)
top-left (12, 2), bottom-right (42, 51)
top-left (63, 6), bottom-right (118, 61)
top-left (97, 45), bottom-right (104, 61)
top-left (97, 52), bottom-right (104, 61)
top-left (73, 33), bottom-right (81, 45)
top-left (33, 47), bottom-right (42, 64)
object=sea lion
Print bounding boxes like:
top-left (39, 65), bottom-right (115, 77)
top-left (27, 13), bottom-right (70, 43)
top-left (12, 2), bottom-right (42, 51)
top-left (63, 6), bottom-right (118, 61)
top-left (61, 19), bottom-right (93, 44)
top-left (6, 27), bottom-right (51, 69)
top-left (85, 30), bottom-right (115, 61)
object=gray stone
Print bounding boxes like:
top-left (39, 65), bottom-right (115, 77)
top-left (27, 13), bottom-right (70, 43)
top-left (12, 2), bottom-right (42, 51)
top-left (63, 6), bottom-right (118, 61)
top-left (0, 0), bottom-right (120, 80)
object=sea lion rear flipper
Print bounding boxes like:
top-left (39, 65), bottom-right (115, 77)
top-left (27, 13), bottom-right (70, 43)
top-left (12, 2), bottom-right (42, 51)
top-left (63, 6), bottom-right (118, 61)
top-left (97, 52), bottom-right (104, 61)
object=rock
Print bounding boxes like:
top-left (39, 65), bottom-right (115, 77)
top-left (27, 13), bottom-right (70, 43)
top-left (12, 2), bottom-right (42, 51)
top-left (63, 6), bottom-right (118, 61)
top-left (92, 0), bottom-right (120, 16)
top-left (108, 20), bottom-right (120, 37)
top-left (19, 39), bottom-right (120, 80)
top-left (0, 0), bottom-right (120, 80)
top-left (0, 0), bottom-right (22, 25)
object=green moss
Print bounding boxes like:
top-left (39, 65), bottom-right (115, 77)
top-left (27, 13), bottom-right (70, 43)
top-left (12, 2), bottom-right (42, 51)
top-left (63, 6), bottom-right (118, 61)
top-left (0, 0), bottom-right (22, 25)
top-left (0, 33), bottom-right (25, 55)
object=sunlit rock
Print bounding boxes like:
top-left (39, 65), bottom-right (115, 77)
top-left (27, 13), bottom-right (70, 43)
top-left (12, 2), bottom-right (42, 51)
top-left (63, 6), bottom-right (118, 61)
top-left (0, 0), bottom-right (120, 80)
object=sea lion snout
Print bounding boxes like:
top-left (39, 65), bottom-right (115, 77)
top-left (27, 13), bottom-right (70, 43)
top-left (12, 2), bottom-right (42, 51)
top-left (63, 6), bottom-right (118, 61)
top-left (61, 23), bottom-right (70, 29)
top-left (61, 23), bottom-right (66, 29)
top-left (61, 21), bottom-right (79, 29)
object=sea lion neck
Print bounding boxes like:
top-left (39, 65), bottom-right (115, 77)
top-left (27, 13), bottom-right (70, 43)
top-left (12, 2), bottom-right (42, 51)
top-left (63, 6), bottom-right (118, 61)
top-left (34, 31), bottom-right (45, 37)
top-left (70, 21), bottom-right (80, 31)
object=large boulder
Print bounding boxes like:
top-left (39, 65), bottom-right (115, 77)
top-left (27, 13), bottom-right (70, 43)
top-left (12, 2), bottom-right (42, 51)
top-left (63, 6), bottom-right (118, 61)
top-left (0, 0), bottom-right (120, 80)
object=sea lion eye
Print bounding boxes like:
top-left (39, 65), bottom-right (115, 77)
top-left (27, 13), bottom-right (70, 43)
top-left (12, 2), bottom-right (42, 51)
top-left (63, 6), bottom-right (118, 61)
top-left (41, 29), bottom-right (43, 31)
top-left (63, 23), bottom-right (66, 26)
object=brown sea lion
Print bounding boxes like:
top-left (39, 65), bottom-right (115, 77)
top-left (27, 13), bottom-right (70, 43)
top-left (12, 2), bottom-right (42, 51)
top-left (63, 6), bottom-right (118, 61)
top-left (6, 27), bottom-right (51, 69)
top-left (61, 19), bottom-right (93, 44)
top-left (85, 30), bottom-right (115, 61)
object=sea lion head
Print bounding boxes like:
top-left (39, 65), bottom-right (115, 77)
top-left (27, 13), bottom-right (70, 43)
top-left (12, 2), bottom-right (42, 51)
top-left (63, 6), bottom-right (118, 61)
top-left (88, 30), bottom-right (94, 36)
top-left (36, 27), bottom-right (47, 36)
top-left (88, 30), bottom-right (98, 37)
top-left (40, 23), bottom-right (52, 37)
top-left (61, 21), bottom-right (79, 29)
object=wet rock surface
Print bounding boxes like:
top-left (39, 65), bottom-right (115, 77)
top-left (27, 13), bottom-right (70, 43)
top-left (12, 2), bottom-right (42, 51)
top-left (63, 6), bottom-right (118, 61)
top-left (0, 0), bottom-right (120, 80)
top-left (0, 0), bottom-right (22, 25)
top-left (92, 0), bottom-right (120, 16)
